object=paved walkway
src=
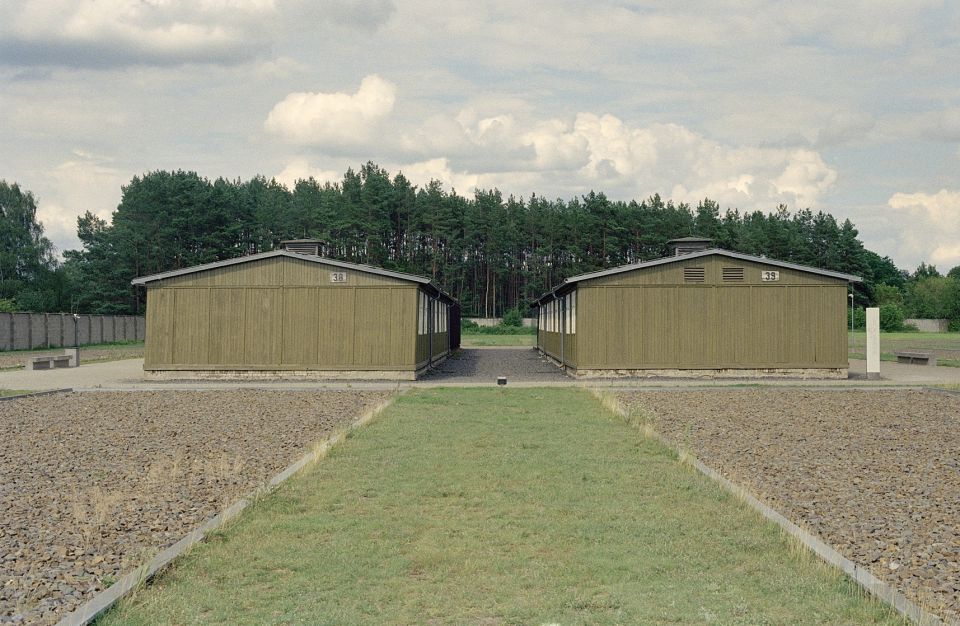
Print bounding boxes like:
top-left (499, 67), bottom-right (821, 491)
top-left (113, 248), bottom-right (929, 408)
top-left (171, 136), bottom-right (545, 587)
top-left (2, 353), bottom-right (960, 392)
top-left (419, 347), bottom-right (568, 384)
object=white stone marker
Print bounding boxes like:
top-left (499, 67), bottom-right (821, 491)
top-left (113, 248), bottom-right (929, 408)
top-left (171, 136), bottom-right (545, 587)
top-left (866, 307), bottom-right (880, 380)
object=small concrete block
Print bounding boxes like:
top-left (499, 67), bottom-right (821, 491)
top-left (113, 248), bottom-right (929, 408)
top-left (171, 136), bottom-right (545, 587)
top-left (64, 348), bottom-right (80, 367)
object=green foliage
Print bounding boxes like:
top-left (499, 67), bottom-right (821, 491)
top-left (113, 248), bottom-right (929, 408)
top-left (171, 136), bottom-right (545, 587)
top-left (872, 283), bottom-right (903, 306)
top-left (500, 307), bottom-right (523, 327)
top-left (878, 303), bottom-right (905, 332)
top-left (0, 181), bottom-right (68, 311)
top-left (462, 324), bottom-right (536, 335)
top-left (913, 262), bottom-right (941, 279)
top-left (0, 298), bottom-right (15, 312)
top-left (907, 277), bottom-right (956, 319)
top-left (460, 318), bottom-right (479, 331)
top-left (848, 306), bottom-right (866, 330)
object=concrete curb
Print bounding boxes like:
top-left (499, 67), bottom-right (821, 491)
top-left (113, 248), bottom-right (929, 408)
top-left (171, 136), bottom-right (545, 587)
top-left (55, 392), bottom-right (401, 626)
top-left (0, 388), bottom-right (72, 402)
top-left (593, 389), bottom-right (952, 626)
top-left (925, 387), bottom-right (960, 398)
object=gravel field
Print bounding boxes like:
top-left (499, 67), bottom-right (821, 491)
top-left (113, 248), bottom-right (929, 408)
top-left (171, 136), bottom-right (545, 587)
top-left (0, 390), bottom-right (391, 625)
top-left (0, 345), bottom-right (144, 370)
top-left (616, 389), bottom-right (960, 623)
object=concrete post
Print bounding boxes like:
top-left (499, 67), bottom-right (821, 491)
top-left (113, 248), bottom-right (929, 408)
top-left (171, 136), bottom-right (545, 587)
top-left (866, 307), bottom-right (880, 380)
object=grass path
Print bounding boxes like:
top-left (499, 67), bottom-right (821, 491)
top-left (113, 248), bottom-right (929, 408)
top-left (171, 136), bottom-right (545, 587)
top-left (101, 388), bottom-right (902, 625)
top-left (460, 333), bottom-right (535, 347)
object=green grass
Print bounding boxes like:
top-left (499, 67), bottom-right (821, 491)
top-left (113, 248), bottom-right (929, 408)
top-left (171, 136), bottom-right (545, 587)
top-left (99, 389), bottom-right (903, 625)
top-left (460, 333), bottom-right (535, 347)
top-left (848, 331), bottom-right (960, 367)
top-left (0, 389), bottom-right (32, 397)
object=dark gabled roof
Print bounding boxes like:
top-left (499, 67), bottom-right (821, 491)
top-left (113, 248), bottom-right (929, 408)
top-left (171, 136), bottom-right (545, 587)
top-left (131, 250), bottom-right (456, 303)
top-left (535, 248), bottom-right (862, 304)
top-left (667, 236), bottom-right (713, 243)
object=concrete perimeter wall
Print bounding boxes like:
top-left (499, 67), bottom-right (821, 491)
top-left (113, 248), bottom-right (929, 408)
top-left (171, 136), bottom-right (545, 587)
top-left (466, 317), bottom-right (536, 328)
top-left (904, 318), bottom-right (950, 332)
top-left (0, 313), bottom-right (145, 351)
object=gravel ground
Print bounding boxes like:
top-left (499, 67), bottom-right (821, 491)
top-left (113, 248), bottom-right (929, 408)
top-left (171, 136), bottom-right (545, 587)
top-left (420, 348), bottom-right (568, 383)
top-left (0, 390), bottom-right (391, 625)
top-left (616, 389), bottom-right (960, 623)
top-left (0, 345), bottom-right (144, 370)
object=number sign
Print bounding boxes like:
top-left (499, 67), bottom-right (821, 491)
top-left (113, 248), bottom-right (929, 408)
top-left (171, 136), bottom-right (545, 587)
top-left (330, 271), bottom-right (347, 283)
top-left (761, 270), bottom-right (780, 282)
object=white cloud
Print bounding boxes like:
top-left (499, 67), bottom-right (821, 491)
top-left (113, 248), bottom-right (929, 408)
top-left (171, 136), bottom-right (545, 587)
top-left (888, 190), bottom-right (960, 269)
top-left (566, 115), bottom-right (838, 208)
top-left (1, 0), bottom-right (274, 66)
top-left (0, 0), bottom-right (396, 67)
top-left (399, 158), bottom-right (479, 194)
top-left (273, 159), bottom-right (342, 189)
top-left (264, 75), bottom-right (396, 149)
top-left (27, 150), bottom-right (125, 254)
top-left (280, 88), bottom-right (839, 211)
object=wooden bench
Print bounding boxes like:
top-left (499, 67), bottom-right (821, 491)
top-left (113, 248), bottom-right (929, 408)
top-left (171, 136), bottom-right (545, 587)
top-left (26, 355), bottom-right (73, 370)
top-left (894, 351), bottom-right (937, 366)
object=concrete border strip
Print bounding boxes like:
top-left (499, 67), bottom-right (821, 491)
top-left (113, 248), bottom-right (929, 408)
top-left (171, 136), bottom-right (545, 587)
top-left (593, 389), bottom-right (951, 626)
top-left (55, 392), bottom-right (401, 626)
top-left (0, 388), bottom-right (72, 402)
top-left (925, 387), bottom-right (960, 398)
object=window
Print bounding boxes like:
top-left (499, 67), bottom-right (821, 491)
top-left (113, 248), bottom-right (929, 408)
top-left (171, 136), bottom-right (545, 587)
top-left (570, 291), bottom-right (576, 334)
top-left (419, 293), bottom-right (427, 335)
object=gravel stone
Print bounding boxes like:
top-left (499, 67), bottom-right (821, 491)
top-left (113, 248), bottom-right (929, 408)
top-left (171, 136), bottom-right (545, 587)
top-left (0, 390), bottom-right (390, 625)
top-left (616, 389), bottom-right (960, 623)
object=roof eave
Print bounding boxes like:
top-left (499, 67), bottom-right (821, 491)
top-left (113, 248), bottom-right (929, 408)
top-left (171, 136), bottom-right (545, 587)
top-left (130, 250), bottom-right (435, 287)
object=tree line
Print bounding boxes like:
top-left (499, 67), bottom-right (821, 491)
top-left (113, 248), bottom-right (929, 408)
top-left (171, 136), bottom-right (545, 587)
top-left (1, 166), bottom-right (957, 328)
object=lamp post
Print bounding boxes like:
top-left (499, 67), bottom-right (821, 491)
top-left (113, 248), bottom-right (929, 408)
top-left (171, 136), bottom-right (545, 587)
top-left (73, 313), bottom-right (80, 367)
top-left (848, 293), bottom-right (854, 332)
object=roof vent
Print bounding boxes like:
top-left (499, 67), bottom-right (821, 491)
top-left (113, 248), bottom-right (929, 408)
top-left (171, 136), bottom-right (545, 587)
top-left (668, 237), bottom-right (712, 256)
top-left (280, 239), bottom-right (322, 256)
top-left (722, 267), bottom-right (744, 281)
top-left (683, 267), bottom-right (705, 283)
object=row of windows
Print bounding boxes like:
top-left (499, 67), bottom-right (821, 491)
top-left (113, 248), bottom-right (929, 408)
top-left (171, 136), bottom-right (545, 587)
top-left (539, 292), bottom-right (576, 334)
top-left (418, 292), bottom-right (449, 335)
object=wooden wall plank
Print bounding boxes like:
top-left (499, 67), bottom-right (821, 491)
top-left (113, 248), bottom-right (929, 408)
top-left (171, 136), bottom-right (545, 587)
top-left (172, 289), bottom-right (209, 364)
top-left (282, 288), bottom-right (319, 365)
top-left (208, 288), bottom-right (246, 364)
top-left (243, 288), bottom-right (282, 364)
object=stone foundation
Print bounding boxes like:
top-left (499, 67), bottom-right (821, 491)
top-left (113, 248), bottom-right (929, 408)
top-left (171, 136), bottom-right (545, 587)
top-left (143, 354), bottom-right (449, 382)
top-left (570, 367), bottom-right (848, 380)
top-left (144, 369), bottom-right (417, 381)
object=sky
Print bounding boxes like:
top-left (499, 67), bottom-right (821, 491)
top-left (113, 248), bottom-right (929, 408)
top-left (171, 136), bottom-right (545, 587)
top-left (1, 0), bottom-right (959, 272)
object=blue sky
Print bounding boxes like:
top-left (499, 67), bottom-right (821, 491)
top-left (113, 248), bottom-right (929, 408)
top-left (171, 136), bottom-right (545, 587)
top-left (2, 0), bottom-right (959, 271)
